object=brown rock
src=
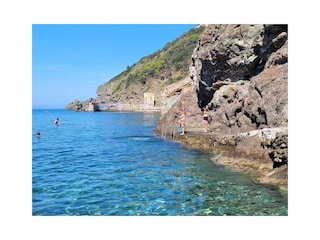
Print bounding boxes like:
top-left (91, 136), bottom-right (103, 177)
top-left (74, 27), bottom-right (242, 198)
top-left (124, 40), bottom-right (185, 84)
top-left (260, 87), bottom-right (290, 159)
top-left (155, 24), bottom-right (288, 189)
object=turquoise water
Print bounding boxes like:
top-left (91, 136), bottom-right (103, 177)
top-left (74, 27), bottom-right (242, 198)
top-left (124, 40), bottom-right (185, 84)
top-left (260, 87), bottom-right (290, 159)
top-left (32, 109), bottom-right (287, 216)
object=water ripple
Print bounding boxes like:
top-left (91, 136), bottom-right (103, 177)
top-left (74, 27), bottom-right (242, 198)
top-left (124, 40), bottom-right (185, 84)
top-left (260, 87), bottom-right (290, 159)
top-left (32, 110), bottom-right (287, 216)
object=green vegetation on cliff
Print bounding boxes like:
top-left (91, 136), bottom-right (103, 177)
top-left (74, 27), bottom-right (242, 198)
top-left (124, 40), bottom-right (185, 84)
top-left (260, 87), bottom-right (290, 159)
top-left (66, 25), bottom-right (205, 111)
top-left (100, 25), bottom-right (204, 98)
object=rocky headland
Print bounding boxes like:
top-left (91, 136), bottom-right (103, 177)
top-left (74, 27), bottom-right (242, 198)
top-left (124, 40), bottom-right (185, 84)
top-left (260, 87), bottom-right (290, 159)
top-left (66, 26), bottom-right (205, 112)
top-left (67, 24), bottom-right (288, 190)
top-left (155, 24), bottom-right (288, 190)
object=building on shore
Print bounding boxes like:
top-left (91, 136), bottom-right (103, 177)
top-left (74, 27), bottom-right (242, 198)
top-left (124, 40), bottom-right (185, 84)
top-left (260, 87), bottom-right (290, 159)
top-left (87, 102), bottom-right (98, 111)
top-left (143, 93), bottom-right (155, 110)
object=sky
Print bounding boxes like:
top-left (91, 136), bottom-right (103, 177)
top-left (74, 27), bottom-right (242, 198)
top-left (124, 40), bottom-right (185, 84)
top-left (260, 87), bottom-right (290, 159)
top-left (1, 0), bottom-right (317, 239)
top-left (32, 24), bottom-right (197, 109)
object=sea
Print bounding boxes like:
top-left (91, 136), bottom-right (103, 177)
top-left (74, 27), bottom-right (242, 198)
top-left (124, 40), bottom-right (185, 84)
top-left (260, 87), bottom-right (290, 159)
top-left (32, 109), bottom-right (288, 216)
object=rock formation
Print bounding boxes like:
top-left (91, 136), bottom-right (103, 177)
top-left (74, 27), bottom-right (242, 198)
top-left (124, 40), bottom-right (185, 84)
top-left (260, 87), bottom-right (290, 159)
top-left (66, 26), bottom-right (205, 112)
top-left (156, 24), bottom-right (288, 188)
top-left (65, 99), bottom-right (93, 111)
top-left (66, 24), bottom-right (288, 188)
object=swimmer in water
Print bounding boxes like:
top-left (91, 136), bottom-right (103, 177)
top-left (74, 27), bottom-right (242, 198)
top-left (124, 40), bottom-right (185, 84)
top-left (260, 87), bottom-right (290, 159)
top-left (54, 118), bottom-right (59, 125)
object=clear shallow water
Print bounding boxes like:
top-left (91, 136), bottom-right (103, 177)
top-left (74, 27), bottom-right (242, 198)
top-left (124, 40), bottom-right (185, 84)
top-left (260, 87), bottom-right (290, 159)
top-left (32, 109), bottom-right (287, 216)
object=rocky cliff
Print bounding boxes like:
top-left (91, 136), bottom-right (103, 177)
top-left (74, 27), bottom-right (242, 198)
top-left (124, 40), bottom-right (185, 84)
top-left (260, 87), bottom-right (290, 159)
top-left (66, 24), bottom-right (288, 188)
top-left (155, 24), bottom-right (288, 188)
top-left (66, 26), bottom-right (205, 111)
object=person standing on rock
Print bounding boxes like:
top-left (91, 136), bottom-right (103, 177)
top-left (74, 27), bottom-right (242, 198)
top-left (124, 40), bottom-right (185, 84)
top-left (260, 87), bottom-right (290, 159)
top-left (178, 109), bottom-right (186, 135)
top-left (203, 105), bottom-right (210, 132)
